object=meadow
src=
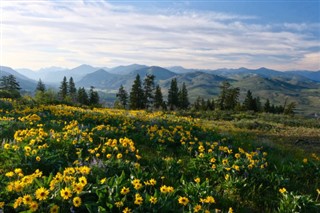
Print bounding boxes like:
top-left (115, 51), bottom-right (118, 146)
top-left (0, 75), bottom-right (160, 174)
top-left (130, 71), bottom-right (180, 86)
top-left (0, 98), bottom-right (319, 212)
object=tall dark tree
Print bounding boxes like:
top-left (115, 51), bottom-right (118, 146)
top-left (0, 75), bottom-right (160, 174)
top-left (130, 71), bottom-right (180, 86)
top-left (116, 85), bottom-right (128, 109)
top-left (178, 82), bottom-right (189, 109)
top-left (68, 77), bottom-right (77, 102)
top-left (129, 74), bottom-right (144, 109)
top-left (0, 75), bottom-right (21, 98)
top-left (59, 76), bottom-right (68, 100)
top-left (143, 74), bottom-right (155, 109)
top-left (77, 87), bottom-right (89, 105)
top-left (217, 81), bottom-right (239, 110)
top-left (167, 78), bottom-right (179, 110)
top-left (89, 86), bottom-right (99, 106)
top-left (35, 79), bottom-right (46, 92)
top-left (243, 90), bottom-right (258, 111)
top-left (264, 99), bottom-right (271, 113)
top-left (254, 96), bottom-right (262, 112)
top-left (154, 85), bottom-right (163, 109)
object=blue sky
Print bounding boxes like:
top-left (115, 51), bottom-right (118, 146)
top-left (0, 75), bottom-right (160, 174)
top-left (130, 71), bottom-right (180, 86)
top-left (1, 0), bottom-right (319, 70)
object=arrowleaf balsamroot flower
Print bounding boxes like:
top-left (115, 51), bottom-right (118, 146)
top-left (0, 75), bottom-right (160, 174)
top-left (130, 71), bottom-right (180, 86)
top-left (73, 197), bottom-right (81, 207)
top-left (35, 187), bottom-right (49, 201)
top-left (178, 196), bottom-right (189, 206)
top-left (60, 187), bottom-right (72, 200)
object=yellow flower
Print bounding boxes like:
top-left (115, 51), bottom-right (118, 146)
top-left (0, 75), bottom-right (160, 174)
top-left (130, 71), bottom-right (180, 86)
top-left (73, 197), bottom-right (81, 207)
top-left (123, 207), bottom-right (132, 213)
top-left (4, 143), bottom-right (10, 149)
top-left (167, 186), bottom-right (174, 193)
top-left (194, 177), bottom-right (201, 183)
top-left (117, 153), bottom-right (123, 159)
top-left (194, 204), bottom-right (202, 212)
top-left (78, 176), bottom-right (87, 186)
top-left (134, 193), bottom-right (143, 205)
top-left (160, 185), bottom-right (168, 193)
top-left (5, 171), bottom-right (15, 177)
top-left (29, 201), bottom-right (38, 212)
top-left (149, 178), bottom-right (157, 186)
top-left (228, 207), bottom-right (234, 213)
top-left (178, 196), bottom-right (189, 206)
top-left (0, 202), bottom-right (4, 208)
top-left (225, 174), bottom-right (230, 180)
top-left (317, 189), bottom-right (320, 194)
top-left (279, 187), bottom-right (287, 194)
top-left (36, 156), bottom-right (41, 161)
top-left (303, 158), bottom-right (308, 164)
top-left (60, 187), bottom-right (72, 200)
top-left (149, 196), bottom-right (157, 204)
top-left (13, 197), bottom-right (23, 209)
top-left (100, 178), bottom-right (107, 184)
top-left (106, 154), bottom-right (112, 159)
top-left (235, 153), bottom-right (241, 159)
top-left (133, 182), bottom-right (143, 190)
top-left (73, 182), bottom-right (84, 194)
top-left (23, 194), bottom-right (33, 204)
top-left (204, 196), bottom-right (215, 203)
top-left (115, 201), bottom-right (124, 208)
top-left (50, 205), bottom-right (59, 213)
top-left (120, 187), bottom-right (130, 195)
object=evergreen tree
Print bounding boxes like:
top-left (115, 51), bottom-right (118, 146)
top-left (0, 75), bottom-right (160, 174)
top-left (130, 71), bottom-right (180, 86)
top-left (217, 81), bottom-right (230, 110)
top-left (243, 90), bottom-right (255, 111)
top-left (218, 81), bottom-right (239, 110)
top-left (254, 97), bottom-right (262, 112)
top-left (89, 86), bottom-right (99, 106)
top-left (116, 85), bottom-right (128, 109)
top-left (167, 78), bottom-right (179, 110)
top-left (207, 99), bottom-right (215, 111)
top-left (264, 99), bottom-right (271, 112)
top-left (129, 74), bottom-right (144, 109)
top-left (59, 76), bottom-right (68, 100)
top-left (143, 74), bottom-right (155, 109)
top-left (35, 79), bottom-right (46, 92)
top-left (178, 82), bottom-right (189, 109)
top-left (0, 75), bottom-right (21, 98)
top-left (154, 85), bottom-right (163, 109)
top-left (193, 96), bottom-right (202, 110)
top-left (68, 77), bottom-right (77, 102)
top-left (77, 87), bottom-right (89, 105)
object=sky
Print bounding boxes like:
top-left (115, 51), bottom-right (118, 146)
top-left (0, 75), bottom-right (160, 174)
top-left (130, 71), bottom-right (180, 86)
top-left (1, 0), bottom-right (320, 71)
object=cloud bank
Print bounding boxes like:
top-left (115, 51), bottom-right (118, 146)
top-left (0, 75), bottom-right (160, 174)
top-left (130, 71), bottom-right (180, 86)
top-left (1, 0), bottom-right (319, 70)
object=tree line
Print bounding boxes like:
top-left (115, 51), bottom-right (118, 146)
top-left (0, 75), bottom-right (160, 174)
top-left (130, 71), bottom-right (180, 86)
top-left (115, 74), bottom-right (189, 110)
top-left (35, 76), bottom-right (100, 106)
top-left (116, 75), bottom-right (295, 115)
top-left (0, 74), bottom-right (295, 114)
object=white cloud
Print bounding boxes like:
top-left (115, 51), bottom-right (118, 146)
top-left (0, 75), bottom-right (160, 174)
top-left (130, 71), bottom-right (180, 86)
top-left (1, 0), bottom-right (319, 70)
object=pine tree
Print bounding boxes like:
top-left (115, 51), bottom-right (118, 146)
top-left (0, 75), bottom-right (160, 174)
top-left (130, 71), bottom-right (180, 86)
top-left (218, 81), bottom-right (239, 110)
top-left (243, 90), bottom-right (254, 111)
top-left (116, 85), bottom-right (128, 109)
top-left (178, 82), bottom-right (189, 109)
top-left (264, 99), bottom-right (271, 112)
top-left (154, 85), bottom-right (163, 109)
top-left (0, 75), bottom-right (21, 98)
top-left (167, 78), bottom-right (179, 110)
top-left (143, 74), bottom-right (155, 109)
top-left (36, 79), bottom-right (46, 92)
top-left (77, 87), bottom-right (89, 105)
top-left (129, 74), bottom-right (144, 109)
top-left (89, 86), bottom-right (99, 106)
top-left (68, 77), bottom-right (77, 102)
top-left (59, 76), bottom-right (68, 100)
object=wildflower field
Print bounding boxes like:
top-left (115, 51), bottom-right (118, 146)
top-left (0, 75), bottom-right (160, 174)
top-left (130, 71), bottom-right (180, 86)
top-left (0, 99), bottom-right (319, 212)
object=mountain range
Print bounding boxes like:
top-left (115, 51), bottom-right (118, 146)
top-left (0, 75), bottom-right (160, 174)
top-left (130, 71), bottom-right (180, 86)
top-left (1, 64), bottom-right (319, 115)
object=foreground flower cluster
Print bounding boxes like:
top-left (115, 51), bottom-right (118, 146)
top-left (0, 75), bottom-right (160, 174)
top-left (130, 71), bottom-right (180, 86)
top-left (0, 99), bottom-right (319, 212)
